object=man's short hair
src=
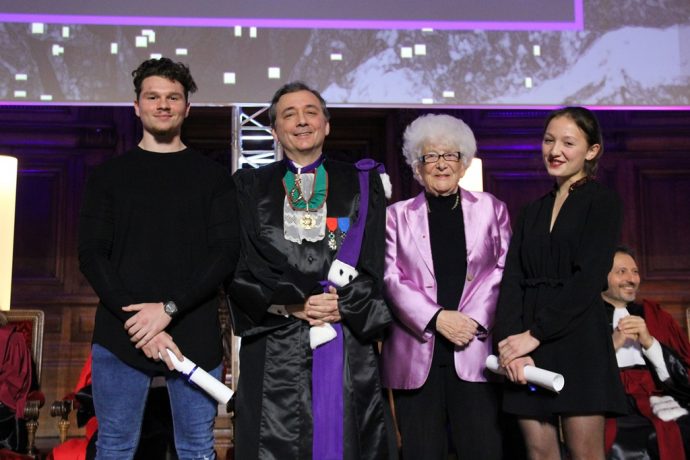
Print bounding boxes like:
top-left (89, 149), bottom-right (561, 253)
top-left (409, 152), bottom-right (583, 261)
top-left (614, 244), bottom-right (636, 259)
top-left (268, 81), bottom-right (330, 128)
top-left (132, 57), bottom-right (198, 101)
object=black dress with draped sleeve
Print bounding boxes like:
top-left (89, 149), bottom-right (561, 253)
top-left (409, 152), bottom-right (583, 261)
top-left (494, 180), bottom-right (628, 416)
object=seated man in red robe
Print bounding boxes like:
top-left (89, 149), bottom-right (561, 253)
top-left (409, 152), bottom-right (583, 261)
top-left (603, 246), bottom-right (690, 460)
top-left (0, 312), bottom-right (33, 453)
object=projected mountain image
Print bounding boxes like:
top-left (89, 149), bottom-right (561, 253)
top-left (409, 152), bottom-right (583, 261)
top-left (316, 25), bottom-right (690, 106)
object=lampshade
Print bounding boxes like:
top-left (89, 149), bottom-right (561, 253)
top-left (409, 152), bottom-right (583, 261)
top-left (0, 155), bottom-right (18, 311)
top-left (458, 158), bottom-right (483, 192)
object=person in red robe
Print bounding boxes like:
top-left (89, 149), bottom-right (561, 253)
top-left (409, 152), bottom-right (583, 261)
top-left (50, 355), bottom-right (97, 460)
top-left (0, 312), bottom-right (33, 454)
top-left (50, 354), bottom-right (177, 460)
top-left (603, 246), bottom-right (690, 460)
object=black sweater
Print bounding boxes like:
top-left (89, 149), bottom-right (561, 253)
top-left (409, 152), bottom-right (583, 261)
top-left (428, 192), bottom-right (467, 366)
top-left (78, 147), bottom-right (239, 373)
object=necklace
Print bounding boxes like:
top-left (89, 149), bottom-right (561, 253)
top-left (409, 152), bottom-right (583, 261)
top-left (283, 164), bottom-right (328, 229)
top-left (283, 164), bottom-right (328, 210)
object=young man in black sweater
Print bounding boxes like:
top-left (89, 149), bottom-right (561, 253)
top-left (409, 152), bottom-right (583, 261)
top-left (78, 58), bottom-right (239, 460)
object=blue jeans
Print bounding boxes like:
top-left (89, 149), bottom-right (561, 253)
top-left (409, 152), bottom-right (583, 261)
top-left (91, 344), bottom-right (220, 460)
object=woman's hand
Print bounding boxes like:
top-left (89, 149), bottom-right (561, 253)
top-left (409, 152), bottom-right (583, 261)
top-left (498, 330), bottom-right (540, 367)
top-left (503, 356), bottom-right (535, 384)
top-left (436, 311), bottom-right (478, 347)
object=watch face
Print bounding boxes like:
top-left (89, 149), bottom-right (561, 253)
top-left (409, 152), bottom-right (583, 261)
top-left (164, 301), bottom-right (178, 316)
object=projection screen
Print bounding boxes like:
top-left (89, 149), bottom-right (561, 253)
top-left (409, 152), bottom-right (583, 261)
top-left (1, 0), bottom-right (689, 107)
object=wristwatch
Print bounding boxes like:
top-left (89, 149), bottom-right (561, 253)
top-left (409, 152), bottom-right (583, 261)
top-left (163, 300), bottom-right (178, 318)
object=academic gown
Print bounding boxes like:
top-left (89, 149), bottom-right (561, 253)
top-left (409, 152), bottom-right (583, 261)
top-left (494, 180), bottom-right (628, 416)
top-left (0, 326), bottom-right (31, 416)
top-left (0, 325), bottom-right (32, 452)
top-left (228, 158), bottom-right (393, 460)
top-left (605, 300), bottom-right (690, 460)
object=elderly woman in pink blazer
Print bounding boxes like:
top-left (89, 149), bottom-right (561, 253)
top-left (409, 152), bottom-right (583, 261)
top-left (380, 114), bottom-right (511, 459)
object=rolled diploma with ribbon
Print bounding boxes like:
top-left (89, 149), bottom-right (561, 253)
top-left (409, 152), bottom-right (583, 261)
top-left (485, 355), bottom-right (565, 393)
top-left (164, 349), bottom-right (234, 404)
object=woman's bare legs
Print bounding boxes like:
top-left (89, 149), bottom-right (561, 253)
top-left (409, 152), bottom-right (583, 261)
top-left (518, 418), bottom-right (561, 460)
top-left (561, 414), bottom-right (606, 460)
top-left (519, 414), bottom-right (606, 460)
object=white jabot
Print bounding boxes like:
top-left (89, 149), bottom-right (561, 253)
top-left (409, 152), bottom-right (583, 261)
top-left (283, 170), bottom-right (326, 244)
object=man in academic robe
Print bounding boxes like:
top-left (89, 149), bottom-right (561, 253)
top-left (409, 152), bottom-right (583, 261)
top-left (228, 81), bottom-right (393, 459)
top-left (603, 246), bottom-right (690, 460)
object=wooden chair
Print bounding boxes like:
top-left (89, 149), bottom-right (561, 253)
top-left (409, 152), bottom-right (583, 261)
top-left (50, 359), bottom-right (89, 446)
top-left (4, 309), bottom-right (45, 457)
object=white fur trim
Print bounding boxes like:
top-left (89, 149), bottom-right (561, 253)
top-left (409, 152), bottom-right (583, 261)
top-left (328, 259), bottom-right (359, 287)
top-left (310, 323), bottom-right (338, 349)
top-left (380, 172), bottom-right (392, 199)
top-left (650, 395), bottom-right (689, 421)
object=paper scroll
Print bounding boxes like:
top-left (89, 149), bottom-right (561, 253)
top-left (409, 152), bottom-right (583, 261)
top-left (164, 349), bottom-right (234, 405)
top-left (485, 355), bottom-right (565, 393)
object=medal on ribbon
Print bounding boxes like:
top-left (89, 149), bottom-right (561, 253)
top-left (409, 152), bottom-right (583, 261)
top-left (337, 217), bottom-right (350, 245)
top-left (326, 217), bottom-right (338, 250)
top-left (283, 164), bottom-right (328, 232)
top-left (301, 214), bottom-right (316, 230)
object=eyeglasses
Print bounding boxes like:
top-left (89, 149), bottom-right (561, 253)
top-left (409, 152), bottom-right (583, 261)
top-left (419, 152), bottom-right (461, 164)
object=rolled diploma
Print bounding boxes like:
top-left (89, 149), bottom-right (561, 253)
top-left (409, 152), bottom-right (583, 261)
top-left (485, 355), bottom-right (565, 393)
top-left (164, 349), bottom-right (234, 404)
top-left (308, 260), bottom-right (360, 349)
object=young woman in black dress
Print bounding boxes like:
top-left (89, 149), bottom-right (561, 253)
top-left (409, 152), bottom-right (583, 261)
top-left (494, 107), bottom-right (627, 460)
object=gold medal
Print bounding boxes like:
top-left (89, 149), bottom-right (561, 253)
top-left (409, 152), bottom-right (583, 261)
top-left (300, 214), bottom-right (316, 229)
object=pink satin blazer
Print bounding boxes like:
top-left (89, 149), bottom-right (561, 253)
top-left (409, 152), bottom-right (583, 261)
top-left (380, 189), bottom-right (511, 388)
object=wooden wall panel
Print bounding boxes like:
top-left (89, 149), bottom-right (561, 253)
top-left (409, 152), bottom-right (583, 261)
top-left (638, 167), bottom-right (690, 279)
top-left (486, 169), bottom-right (552, 226)
top-left (13, 166), bottom-right (63, 282)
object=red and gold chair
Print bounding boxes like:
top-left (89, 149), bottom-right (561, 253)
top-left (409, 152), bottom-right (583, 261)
top-left (3, 309), bottom-right (45, 458)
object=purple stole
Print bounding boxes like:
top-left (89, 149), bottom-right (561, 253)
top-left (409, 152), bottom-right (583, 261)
top-left (310, 158), bottom-right (383, 460)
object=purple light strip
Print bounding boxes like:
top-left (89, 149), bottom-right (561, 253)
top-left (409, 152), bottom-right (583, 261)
top-left (1, 101), bottom-right (689, 111)
top-left (574, 0), bottom-right (584, 29)
top-left (0, 5), bottom-right (583, 31)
